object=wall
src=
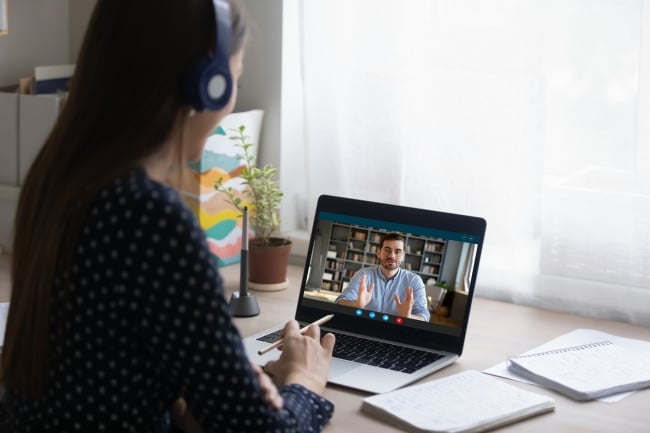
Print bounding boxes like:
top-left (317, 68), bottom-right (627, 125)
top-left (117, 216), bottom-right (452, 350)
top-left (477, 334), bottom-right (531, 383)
top-left (67, 0), bottom-right (96, 62)
top-left (280, 0), bottom-right (309, 240)
top-left (232, 0), bottom-right (289, 225)
top-left (238, 0), bottom-right (310, 259)
top-left (0, 0), bottom-right (78, 251)
top-left (0, 0), bottom-right (70, 86)
top-left (0, 0), bottom-right (298, 255)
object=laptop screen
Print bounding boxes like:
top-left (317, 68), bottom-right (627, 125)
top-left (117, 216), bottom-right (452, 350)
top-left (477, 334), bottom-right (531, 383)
top-left (296, 195), bottom-right (486, 355)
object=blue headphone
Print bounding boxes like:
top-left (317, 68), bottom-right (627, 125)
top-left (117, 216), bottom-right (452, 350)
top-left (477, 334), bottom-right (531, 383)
top-left (184, 0), bottom-right (232, 111)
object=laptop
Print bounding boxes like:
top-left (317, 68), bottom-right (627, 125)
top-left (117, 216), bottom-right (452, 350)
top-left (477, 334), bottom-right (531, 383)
top-left (243, 194), bottom-right (486, 393)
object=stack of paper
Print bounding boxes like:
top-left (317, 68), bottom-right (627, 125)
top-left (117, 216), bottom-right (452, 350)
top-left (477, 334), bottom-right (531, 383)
top-left (485, 329), bottom-right (650, 402)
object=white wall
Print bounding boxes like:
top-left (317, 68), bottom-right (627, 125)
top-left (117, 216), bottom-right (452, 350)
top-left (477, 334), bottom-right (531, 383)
top-left (0, 0), bottom-right (299, 255)
top-left (68, 0), bottom-right (96, 62)
top-left (0, 0), bottom-right (77, 251)
top-left (0, 0), bottom-right (70, 86)
top-left (218, 0), bottom-right (309, 259)
top-left (280, 0), bottom-right (310, 260)
top-left (233, 0), bottom-right (287, 223)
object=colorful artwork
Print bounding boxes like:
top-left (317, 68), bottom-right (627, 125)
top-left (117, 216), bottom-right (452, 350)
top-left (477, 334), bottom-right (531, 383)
top-left (180, 109), bottom-right (264, 266)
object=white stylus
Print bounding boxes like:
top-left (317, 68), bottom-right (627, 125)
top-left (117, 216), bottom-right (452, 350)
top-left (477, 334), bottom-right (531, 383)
top-left (257, 314), bottom-right (334, 355)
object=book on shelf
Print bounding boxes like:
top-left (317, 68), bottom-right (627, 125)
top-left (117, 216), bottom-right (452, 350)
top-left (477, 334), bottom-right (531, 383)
top-left (506, 340), bottom-right (650, 401)
top-left (360, 370), bottom-right (555, 433)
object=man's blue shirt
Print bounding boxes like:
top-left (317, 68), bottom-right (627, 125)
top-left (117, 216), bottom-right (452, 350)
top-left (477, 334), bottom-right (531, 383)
top-left (335, 266), bottom-right (430, 321)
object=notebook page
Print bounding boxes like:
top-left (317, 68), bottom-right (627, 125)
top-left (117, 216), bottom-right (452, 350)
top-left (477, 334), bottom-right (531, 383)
top-left (361, 370), bottom-right (554, 433)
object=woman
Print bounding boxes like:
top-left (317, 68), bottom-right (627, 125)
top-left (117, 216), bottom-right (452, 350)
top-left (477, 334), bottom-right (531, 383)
top-left (0, 1), bottom-right (335, 432)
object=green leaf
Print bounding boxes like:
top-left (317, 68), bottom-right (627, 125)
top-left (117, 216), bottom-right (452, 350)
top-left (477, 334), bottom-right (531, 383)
top-left (213, 124), bottom-right (283, 241)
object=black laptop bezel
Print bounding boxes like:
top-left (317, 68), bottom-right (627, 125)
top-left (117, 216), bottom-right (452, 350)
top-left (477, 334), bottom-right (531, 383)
top-left (295, 194), bottom-right (487, 356)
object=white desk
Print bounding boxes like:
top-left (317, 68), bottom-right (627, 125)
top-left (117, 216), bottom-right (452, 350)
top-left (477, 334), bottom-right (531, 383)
top-left (1, 256), bottom-right (649, 432)
top-left (221, 263), bottom-right (650, 433)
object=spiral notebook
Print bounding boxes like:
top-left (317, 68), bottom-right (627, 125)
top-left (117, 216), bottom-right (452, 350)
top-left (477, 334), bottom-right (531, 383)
top-left (506, 340), bottom-right (650, 400)
top-left (361, 370), bottom-right (555, 433)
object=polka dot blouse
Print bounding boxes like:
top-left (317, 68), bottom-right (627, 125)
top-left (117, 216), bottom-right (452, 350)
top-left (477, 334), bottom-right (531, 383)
top-left (0, 168), bottom-right (334, 432)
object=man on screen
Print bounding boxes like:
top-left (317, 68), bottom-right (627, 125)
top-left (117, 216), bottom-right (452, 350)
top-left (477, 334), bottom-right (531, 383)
top-left (335, 233), bottom-right (430, 321)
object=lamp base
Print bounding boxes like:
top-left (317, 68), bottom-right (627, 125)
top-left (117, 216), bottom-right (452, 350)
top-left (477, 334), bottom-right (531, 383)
top-left (229, 292), bottom-right (260, 317)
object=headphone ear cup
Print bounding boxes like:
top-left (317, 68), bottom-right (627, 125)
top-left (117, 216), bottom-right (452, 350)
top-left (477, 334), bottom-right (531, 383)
top-left (184, 56), bottom-right (233, 111)
top-left (202, 60), bottom-right (233, 110)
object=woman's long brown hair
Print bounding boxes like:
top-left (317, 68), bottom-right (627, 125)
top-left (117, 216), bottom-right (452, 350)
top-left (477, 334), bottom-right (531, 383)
top-left (0, 0), bottom-right (247, 398)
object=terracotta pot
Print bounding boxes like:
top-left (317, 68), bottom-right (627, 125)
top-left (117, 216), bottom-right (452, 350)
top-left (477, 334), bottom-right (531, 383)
top-left (248, 237), bottom-right (292, 286)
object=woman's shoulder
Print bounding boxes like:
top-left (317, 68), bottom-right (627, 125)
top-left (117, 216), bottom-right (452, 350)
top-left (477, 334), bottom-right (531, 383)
top-left (86, 167), bottom-right (201, 240)
top-left (103, 167), bottom-right (179, 203)
top-left (96, 168), bottom-right (189, 214)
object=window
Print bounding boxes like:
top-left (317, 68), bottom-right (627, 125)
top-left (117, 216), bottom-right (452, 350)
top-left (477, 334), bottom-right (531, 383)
top-left (290, 0), bottom-right (650, 325)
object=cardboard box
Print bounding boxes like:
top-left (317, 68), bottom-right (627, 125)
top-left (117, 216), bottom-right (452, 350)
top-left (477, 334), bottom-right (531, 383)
top-left (0, 87), bottom-right (62, 252)
top-left (18, 93), bottom-right (62, 184)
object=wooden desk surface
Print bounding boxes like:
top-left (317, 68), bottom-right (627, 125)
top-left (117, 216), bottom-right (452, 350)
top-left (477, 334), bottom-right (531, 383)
top-left (2, 256), bottom-right (649, 432)
top-left (220, 263), bottom-right (650, 433)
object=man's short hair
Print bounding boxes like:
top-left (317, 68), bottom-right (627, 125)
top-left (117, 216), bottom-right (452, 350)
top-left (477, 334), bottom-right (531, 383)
top-left (379, 232), bottom-right (405, 248)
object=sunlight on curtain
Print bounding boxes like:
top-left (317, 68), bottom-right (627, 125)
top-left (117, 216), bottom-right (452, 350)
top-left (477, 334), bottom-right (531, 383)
top-left (298, 0), bottom-right (650, 325)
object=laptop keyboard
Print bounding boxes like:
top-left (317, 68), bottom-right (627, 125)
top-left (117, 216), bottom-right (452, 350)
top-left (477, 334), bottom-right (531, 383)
top-left (256, 329), bottom-right (444, 374)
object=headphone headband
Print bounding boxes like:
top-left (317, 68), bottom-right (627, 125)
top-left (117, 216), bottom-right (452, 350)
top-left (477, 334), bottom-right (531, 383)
top-left (213, 0), bottom-right (232, 68)
top-left (184, 0), bottom-right (233, 111)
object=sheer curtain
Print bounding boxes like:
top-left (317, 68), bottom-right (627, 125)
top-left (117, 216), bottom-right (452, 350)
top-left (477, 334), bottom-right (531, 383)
top-left (295, 0), bottom-right (650, 325)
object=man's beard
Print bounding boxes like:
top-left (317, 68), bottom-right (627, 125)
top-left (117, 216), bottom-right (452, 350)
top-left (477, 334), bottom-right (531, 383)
top-left (381, 259), bottom-right (399, 270)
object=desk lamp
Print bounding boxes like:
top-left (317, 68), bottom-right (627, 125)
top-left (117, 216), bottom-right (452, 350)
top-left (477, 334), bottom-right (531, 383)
top-left (229, 207), bottom-right (260, 317)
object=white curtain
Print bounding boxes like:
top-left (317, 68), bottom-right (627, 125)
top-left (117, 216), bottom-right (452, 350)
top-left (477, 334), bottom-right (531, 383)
top-left (295, 0), bottom-right (650, 325)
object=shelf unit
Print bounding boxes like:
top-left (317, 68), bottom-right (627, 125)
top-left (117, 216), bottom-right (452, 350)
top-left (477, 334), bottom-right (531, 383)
top-left (320, 223), bottom-right (447, 292)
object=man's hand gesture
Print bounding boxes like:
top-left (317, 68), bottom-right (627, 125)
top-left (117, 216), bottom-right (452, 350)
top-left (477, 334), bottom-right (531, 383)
top-left (393, 287), bottom-right (414, 318)
top-left (356, 274), bottom-right (375, 308)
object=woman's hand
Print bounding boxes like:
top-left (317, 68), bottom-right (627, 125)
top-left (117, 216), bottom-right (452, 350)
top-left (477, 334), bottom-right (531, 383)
top-left (263, 320), bottom-right (335, 395)
top-left (171, 398), bottom-right (204, 433)
top-left (251, 362), bottom-right (284, 411)
top-left (168, 363), bottom-right (283, 433)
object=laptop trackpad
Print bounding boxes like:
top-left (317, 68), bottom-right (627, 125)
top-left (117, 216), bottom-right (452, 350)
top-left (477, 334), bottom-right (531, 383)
top-left (328, 358), bottom-right (362, 379)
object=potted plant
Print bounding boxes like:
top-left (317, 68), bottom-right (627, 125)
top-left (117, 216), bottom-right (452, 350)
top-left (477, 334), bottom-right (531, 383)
top-left (215, 125), bottom-right (292, 291)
